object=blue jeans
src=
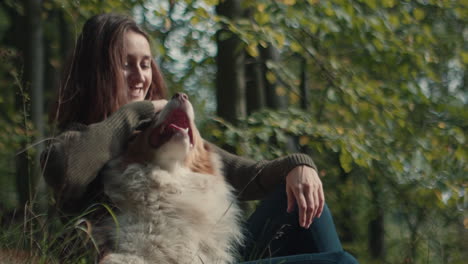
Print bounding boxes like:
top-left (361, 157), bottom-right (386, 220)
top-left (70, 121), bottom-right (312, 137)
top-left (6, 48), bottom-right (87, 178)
top-left (240, 252), bottom-right (358, 264)
top-left (239, 185), bottom-right (358, 264)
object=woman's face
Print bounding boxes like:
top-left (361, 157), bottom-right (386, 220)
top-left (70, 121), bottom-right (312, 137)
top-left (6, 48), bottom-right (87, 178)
top-left (123, 30), bottom-right (153, 102)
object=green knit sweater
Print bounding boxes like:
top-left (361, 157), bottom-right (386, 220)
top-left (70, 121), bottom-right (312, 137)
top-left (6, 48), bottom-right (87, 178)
top-left (42, 101), bottom-right (316, 214)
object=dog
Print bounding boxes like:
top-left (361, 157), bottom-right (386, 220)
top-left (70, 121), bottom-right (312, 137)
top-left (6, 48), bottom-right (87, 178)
top-left (98, 93), bottom-right (243, 264)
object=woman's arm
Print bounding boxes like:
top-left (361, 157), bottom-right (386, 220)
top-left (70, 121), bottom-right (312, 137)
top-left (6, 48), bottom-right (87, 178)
top-left (212, 144), bottom-right (324, 228)
top-left (211, 144), bottom-right (316, 199)
top-left (41, 101), bottom-right (158, 212)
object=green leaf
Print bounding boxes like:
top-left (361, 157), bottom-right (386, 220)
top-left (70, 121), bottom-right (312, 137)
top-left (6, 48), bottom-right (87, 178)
top-left (340, 148), bottom-right (353, 173)
top-left (413, 8), bottom-right (425, 21)
top-left (204, 0), bottom-right (219, 5)
top-left (246, 43), bottom-right (259, 57)
top-left (273, 32), bottom-right (286, 49)
top-left (281, 0), bottom-right (296, 5)
top-left (266, 71), bottom-right (277, 84)
top-left (290, 41), bottom-right (303, 53)
top-left (382, 0), bottom-right (396, 8)
top-left (461, 51), bottom-right (468, 64)
top-left (254, 12), bottom-right (270, 25)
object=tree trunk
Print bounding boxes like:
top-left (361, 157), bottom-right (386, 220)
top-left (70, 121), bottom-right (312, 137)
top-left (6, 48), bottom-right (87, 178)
top-left (17, 0), bottom-right (45, 208)
top-left (242, 7), bottom-right (265, 115)
top-left (260, 45), bottom-right (299, 152)
top-left (337, 168), bottom-right (355, 243)
top-left (245, 53), bottom-right (266, 114)
top-left (26, 0), bottom-right (44, 153)
top-left (368, 176), bottom-right (386, 260)
top-left (368, 206), bottom-right (385, 259)
top-left (299, 56), bottom-right (309, 110)
top-left (6, 0), bottom-right (29, 209)
top-left (261, 45), bottom-right (287, 109)
top-left (215, 0), bottom-right (246, 124)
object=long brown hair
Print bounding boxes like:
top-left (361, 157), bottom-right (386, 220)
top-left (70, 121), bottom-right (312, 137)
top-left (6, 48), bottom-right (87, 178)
top-left (52, 13), bottom-right (167, 129)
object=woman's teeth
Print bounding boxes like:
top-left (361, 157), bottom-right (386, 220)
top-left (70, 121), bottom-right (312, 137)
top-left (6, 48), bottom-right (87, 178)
top-left (130, 88), bottom-right (143, 96)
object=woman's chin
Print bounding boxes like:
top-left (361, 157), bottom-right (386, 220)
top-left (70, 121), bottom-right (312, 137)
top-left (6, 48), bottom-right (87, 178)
top-left (128, 91), bottom-right (147, 102)
top-left (128, 96), bottom-right (145, 102)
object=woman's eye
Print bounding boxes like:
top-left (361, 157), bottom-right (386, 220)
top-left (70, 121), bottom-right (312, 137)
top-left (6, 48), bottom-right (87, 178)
top-left (141, 63), bottom-right (151, 69)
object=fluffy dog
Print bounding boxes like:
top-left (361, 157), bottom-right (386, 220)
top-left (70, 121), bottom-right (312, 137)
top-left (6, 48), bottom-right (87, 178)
top-left (98, 93), bottom-right (243, 264)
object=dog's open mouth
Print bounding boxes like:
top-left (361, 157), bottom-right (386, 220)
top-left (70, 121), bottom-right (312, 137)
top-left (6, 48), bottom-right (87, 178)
top-left (149, 108), bottom-right (194, 149)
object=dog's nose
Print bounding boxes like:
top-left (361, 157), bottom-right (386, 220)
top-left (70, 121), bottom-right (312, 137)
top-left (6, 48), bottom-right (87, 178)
top-left (172, 92), bottom-right (188, 101)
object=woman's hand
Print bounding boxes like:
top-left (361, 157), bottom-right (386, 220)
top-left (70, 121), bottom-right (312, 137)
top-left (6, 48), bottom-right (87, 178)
top-left (286, 165), bottom-right (325, 228)
top-left (152, 99), bottom-right (168, 113)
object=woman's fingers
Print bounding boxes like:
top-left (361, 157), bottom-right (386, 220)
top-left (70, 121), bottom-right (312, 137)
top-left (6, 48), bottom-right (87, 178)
top-left (317, 183), bottom-right (325, 218)
top-left (151, 99), bottom-right (168, 112)
top-left (286, 165), bottom-right (325, 228)
top-left (294, 187), bottom-right (308, 228)
top-left (313, 184), bottom-right (320, 220)
top-left (288, 182), bottom-right (312, 227)
top-left (303, 183), bottom-right (315, 228)
top-left (286, 186), bottom-right (295, 213)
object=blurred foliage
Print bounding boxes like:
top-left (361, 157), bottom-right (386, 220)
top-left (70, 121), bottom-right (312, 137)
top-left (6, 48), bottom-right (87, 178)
top-left (200, 0), bottom-right (467, 263)
top-left (0, 0), bottom-right (466, 263)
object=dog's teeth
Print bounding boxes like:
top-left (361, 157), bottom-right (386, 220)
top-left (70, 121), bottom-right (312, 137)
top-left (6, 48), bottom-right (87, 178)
top-left (183, 128), bottom-right (189, 133)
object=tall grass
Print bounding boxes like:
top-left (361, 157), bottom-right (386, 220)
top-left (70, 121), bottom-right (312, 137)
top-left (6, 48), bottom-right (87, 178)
top-left (0, 200), bottom-right (121, 263)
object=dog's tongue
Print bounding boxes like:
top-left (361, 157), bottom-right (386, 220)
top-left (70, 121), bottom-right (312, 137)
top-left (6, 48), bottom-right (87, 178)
top-left (149, 109), bottom-right (190, 149)
top-left (163, 123), bottom-right (188, 136)
top-left (167, 123), bottom-right (186, 133)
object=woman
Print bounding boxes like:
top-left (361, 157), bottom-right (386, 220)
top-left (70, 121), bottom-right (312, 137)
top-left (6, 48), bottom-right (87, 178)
top-left (42, 13), bottom-right (358, 263)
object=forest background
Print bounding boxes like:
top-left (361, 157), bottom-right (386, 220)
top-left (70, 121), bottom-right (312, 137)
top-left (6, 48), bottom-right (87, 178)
top-left (0, 0), bottom-right (466, 263)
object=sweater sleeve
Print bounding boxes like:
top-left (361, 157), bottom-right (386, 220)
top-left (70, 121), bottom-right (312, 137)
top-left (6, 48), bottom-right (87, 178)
top-left (211, 144), bottom-right (317, 201)
top-left (41, 101), bottom-right (156, 210)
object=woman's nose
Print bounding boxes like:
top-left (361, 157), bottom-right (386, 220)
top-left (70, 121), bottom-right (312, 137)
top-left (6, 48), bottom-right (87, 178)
top-left (129, 67), bottom-right (144, 82)
top-left (172, 92), bottom-right (188, 101)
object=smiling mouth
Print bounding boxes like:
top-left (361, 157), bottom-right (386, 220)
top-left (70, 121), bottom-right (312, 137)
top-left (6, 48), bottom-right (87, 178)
top-left (148, 108), bottom-right (194, 149)
top-left (129, 87), bottom-right (144, 96)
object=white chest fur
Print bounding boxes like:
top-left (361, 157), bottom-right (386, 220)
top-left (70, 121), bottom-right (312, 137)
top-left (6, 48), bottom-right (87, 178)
top-left (99, 157), bottom-right (242, 264)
